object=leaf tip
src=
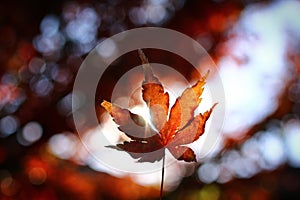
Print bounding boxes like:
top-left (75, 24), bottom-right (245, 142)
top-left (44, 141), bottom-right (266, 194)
top-left (101, 100), bottom-right (112, 112)
top-left (105, 145), bottom-right (123, 151)
top-left (212, 102), bottom-right (218, 110)
top-left (138, 49), bottom-right (149, 66)
top-left (138, 49), bottom-right (159, 84)
top-left (209, 102), bottom-right (218, 113)
top-left (137, 48), bottom-right (143, 57)
top-left (202, 70), bottom-right (210, 80)
top-left (203, 102), bottom-right (218, 118)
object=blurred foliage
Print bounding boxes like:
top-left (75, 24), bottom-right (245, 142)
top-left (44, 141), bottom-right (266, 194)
top-left (0, 0), bottom-right (300, 199)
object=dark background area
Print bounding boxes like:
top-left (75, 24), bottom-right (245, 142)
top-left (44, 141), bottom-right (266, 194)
top-left (0, 0), bottom-right (300, 199)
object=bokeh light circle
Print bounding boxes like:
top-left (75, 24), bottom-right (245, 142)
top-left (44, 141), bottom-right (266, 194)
top-left (72, 27), bottom-right (225, 173)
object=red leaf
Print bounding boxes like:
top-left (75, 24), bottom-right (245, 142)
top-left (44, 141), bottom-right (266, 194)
top-left (168, 146), bottom-right (196, 162)
top-left (139, 49), bottom-right (169, 132)
top-left (101, 100), bottom-right (156, 140)
top-left (101, 50), bottom-right (216, 163)
top-left (170, 103), bottom-right (217, 146)
top-left (160, 72), bottom-right (208, 143)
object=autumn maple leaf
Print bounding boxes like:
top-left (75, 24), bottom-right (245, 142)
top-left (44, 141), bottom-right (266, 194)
top-left (101, 49), bottom-right (216, 163)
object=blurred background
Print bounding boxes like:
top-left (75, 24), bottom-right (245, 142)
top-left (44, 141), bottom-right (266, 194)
top-left (1, 0), bottom-right (300, 199)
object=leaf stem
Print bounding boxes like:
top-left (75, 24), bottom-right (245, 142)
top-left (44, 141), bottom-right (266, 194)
top-left (160, 153), bottom-right (165, 200)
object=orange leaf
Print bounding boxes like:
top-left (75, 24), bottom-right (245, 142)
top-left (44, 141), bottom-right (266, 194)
top-left (167, 146), bottom-right (196, 162)
top-left (101, 49), bottom-right (216, 163)
top-left (170, 103), bottom-right (217, 146)
top-left (160, 72), bottom-right (208, 143)
top-left (139, 49), bottom-right (169, 131)
top-left (101, 100), bottom-right (156, 140)
top-left (116, 141), bottom-right (165, 162)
